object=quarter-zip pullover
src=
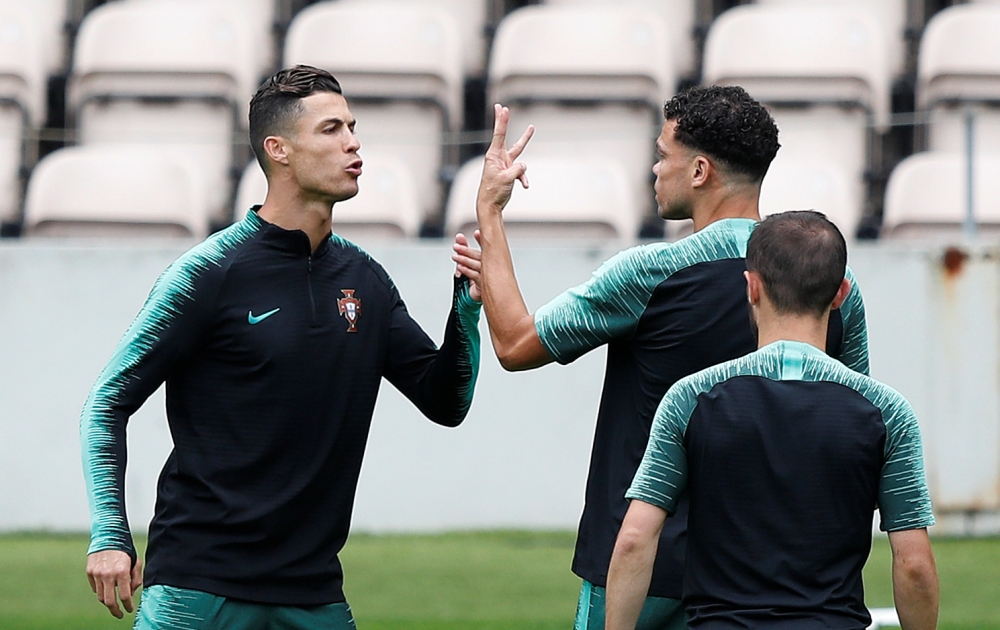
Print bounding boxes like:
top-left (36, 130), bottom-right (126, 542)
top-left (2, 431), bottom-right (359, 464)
top-left (81, 208), bottom-right (482, 605)
top-left (533, 218), bottom-right (869, 599)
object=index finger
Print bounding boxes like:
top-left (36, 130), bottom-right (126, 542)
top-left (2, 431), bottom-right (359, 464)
top-left (508, 124), bottom-right (535, 161)
top-left (489, 103), bottom-right (509, 151)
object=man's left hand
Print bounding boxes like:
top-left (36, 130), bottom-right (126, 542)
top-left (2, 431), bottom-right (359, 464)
top-left (453, 231), bottom-right (482, 301)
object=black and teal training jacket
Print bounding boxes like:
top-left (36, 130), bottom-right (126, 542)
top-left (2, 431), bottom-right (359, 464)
top-left (80, 208), bottom-right (482, 606)
top-left (629, 340), bottom-right (934, 628)
top-left (533, 218), bottom-right (869, 599)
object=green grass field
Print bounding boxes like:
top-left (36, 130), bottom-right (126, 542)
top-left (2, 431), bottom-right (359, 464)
top-left (1, 531), bottom-right (998, 629)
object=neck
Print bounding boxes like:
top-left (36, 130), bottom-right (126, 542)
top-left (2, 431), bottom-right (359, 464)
top-left (690, 185), bottom-right (761, 232)
top-left (257, 179), bottom-right (334, 252)
top-left (755, 310), bottom-right (830, 351)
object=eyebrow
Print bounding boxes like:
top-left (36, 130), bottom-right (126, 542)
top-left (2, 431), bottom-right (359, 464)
top-left (318, 116), bottom-right (356, 129)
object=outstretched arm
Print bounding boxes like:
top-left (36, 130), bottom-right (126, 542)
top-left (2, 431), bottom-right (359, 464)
top-left (888, 529), bottom-right (938, 630)
top-left (606, 500), bottom-right (668, 630)
top-left (384, 268), bottom-right (483, 426)
top-left (468, 103), bottom-right (552, 371)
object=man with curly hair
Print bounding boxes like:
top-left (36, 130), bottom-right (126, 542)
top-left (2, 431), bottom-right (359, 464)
top-left (453, 87), bottom-right (870, 629)
top-left (606, 212), bottom-right (937, 630)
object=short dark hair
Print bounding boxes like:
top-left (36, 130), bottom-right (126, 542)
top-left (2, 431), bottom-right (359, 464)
top-left (664, 85), bottom-right (779, 183)
top-left (746, 211), bottom-right (847, 316)
top-left (249, 65), bottom-right (343, 173)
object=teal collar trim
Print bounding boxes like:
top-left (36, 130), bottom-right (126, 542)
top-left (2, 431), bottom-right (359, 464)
top-left (699, 217), bottom-right (758, 235)
top-left (759, 340), bottom-right (828, 381)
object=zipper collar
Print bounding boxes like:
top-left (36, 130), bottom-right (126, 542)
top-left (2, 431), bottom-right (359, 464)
top-left (247, 206), bottom-right (332, 259)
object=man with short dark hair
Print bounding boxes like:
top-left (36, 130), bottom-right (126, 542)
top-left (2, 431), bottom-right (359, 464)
top-left (453, 87), bottom-right (870, 628)
top-left (606, 211), bottom-right (938, 630)
top-left (82, 64), bottom-right (483, 629)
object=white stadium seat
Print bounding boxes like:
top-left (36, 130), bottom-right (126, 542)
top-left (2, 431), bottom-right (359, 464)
top-left (235, 157), bottom-right (423, 243)
top-left (489, 4), bottom-right (675, 236)
top-left (755, 0), bottom-right (909, 79)
top-left (917, 3), bottom-right (1000, 155)
top-left (704, 3), bottom-right (892, 238)
top-left (233, 162), bottom-right (266, 222)
top-left (23, 146), bottom-right (210, 238)
top-left (704, 4), bottom-right (891, 126)
top-left (335, 0), bottom-right (489, 79)
top-left (759, 156), bottom-right (858, 238)
top-left (543, 0), bottom-right (698, 79)
top-left (445, 156), bottom-right (639, 241)
top-left (0, 3), bottom-right (48, 227)
top-left (125, 0), bottom-right (278, 80)
top-left (0, 0), bottom-right (72, 76)
top-left (882, 152), bottom-right (1000, 238)
top-left (285, 1), bottom-right (464, 224)
top-left (69, 1), bottom-right (262, 223)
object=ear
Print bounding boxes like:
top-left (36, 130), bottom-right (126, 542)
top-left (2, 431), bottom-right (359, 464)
top-left (830, 278), bottom-right (852, 310)
top-left (263, 135), bottom-right (290, 168)
top-left (745, 270), bottom-right (762, 306)
top-left (691, 155), bottom-right (712, 189)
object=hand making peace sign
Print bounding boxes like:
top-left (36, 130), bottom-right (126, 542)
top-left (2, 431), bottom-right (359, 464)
top-left (476, 104), bottom-right (535, 213)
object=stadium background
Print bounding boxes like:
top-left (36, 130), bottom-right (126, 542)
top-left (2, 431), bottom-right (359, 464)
top-left (0, 0), bottom-right (999, 626)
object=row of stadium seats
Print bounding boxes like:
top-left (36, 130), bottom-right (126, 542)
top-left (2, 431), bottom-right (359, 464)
top-left (6, 0), bottom-right (1000, 240)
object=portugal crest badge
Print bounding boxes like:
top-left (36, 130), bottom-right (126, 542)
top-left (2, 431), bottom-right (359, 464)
top-left (337, 289), bottom-right (361, 332)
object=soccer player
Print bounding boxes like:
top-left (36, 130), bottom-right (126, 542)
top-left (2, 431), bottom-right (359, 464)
top-left (453, 87), bottom-right (869, 629)
top-left (81, 65), bottom-right (483, 629)
top-left (606, 211), bottom-right (938, 630)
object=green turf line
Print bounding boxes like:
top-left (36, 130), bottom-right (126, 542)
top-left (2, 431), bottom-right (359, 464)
top-left (1, 532), bottom-right (997, 629)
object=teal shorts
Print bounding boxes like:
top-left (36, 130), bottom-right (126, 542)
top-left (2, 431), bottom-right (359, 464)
top-left (133, 584), bottom-right (356, 630)
top-left (574, 580), bottom-right (686, 630)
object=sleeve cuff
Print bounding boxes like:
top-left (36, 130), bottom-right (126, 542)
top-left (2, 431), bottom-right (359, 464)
top-left (454, 276), bottom-right (481, 316)
top-left (625, 488), bottom-right (676, 516)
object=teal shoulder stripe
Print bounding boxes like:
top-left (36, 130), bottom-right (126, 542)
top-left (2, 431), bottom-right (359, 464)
top-left (794, 346), bottom-right (934, 531)
top-left (627, 340), bottom-right (930, 527)
top-left (535, 218), bottom-right (757, 364)
top-left (329, 232), bottom-right (399, 293)
top-left (80, 215), bottom-right (262, 556)
top-left (627, 344), bottom-right (781, 512)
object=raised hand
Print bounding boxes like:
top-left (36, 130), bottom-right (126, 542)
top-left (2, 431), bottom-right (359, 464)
top-left (477, 104), bottom-right (534, 213)
top-left (452, 231), bottom-right (482, 301)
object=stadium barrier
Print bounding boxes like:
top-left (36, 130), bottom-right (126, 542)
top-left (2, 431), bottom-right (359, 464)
top-left (0, 239), bottom-right (998, 536)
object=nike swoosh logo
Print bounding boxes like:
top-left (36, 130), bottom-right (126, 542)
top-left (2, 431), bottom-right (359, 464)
top-left (248, 308), bottom-right (280, 325)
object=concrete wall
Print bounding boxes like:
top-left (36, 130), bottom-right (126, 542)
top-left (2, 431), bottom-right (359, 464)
top-left (1, 239), bottom-right (998, 536)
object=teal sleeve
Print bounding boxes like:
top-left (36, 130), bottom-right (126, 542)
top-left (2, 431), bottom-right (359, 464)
top-left (383, 275), bottom-right (482, 426)
top-left (454, 278), bottom-right (483, 415)
top-left (626, 383), bottom-right (695, 514)
top-left (533, 221), bottom-right (753, 364)
top-left (80, 223), bottom-right (255, 561)
top-left (80, 255), bottom-right (220, 561)
top-left (534, 246), bottom-right (656, 364)
top-left (838, 267), bottom-right (870, 376)
top-left (878, 396), bottom-right (935, 532)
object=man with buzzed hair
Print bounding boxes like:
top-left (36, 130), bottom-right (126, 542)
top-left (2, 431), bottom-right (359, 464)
top-left (454, 87), bottom-right (870, 628)
top-left (607, 211), bottom-right (938, 630)
top-left (82, 64), bottom-right (483, 629)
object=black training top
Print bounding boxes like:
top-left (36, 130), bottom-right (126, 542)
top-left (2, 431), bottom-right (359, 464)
top-left (629, 341), bottom-right (934, 628)
top-left (81, 208), bottom-right (482, 605)
top-left (533, 219), bottom-right (869, 599)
